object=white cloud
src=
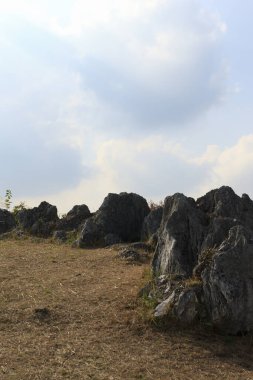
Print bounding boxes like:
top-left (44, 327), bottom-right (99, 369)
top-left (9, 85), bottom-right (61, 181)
top-left (43, 136), bottom-right (207, 212)
top-left (0, 0), bottom-right (228, 130)
top-left (68, 0), bottom-right (228, 127)
top-left (14, 133), bottom-right (253, 213)
top-left (0, 0), bottom-right (235, 211)
top-left (198, 135), bottom-right (253, 195)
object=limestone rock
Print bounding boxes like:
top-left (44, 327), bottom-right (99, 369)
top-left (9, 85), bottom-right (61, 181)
top-left (150, 186), bottom-right (253, 333)
top-left (153, 186), bottom-right (253, 277)
top-left (152, 193), bottom-right (207, 277)
top-left (57, 204), bottom-right (91, 231)
top-left (202, 226), bottom-right (253, 334)
top-left (141, 206), bottom-right (163, 242)
top-left (174, 289), bottom-right (199, 323)
top-left (78, 192), bottom-right (150, 247)
top-left (154, 291), bottom-right (176, 318)
top-left (78, 217), bottom-right (102, 247)
top-left (17, 201), bottom-right (58, 237)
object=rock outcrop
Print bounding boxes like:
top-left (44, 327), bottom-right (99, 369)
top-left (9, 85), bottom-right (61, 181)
top-left (141, 206), bottom-right (163, 242)
top-left (152, 193), bottom-right (207, 276)
top-left (0, 209), bottom-right (16, 234)
top-left (78, 192), bottom-right (150, 247)
top-left (149, 186), bottom-right (253, 334)
top-left (16, 201), bottom-right (59, 237)
top-left (57, 204), bottom-right (91, 231)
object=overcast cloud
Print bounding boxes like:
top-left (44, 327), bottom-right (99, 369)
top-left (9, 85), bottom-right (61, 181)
top-left (0, 0), bottom-right (252, 212)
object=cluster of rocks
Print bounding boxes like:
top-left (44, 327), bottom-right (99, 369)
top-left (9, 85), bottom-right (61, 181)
top-left (78, 192), bottom-right (150, 247)
top-left (16, 201), bottom-right (59, 237)
top-left (0, 201), bottom-right (92, 240)
top-left (0, 192), bottom-right (151, 246)
top-left (1, 185), bottom-right (253, 334)
top-left (57, 205), bottom-right (91, 232)
top-left (149, 186), bottom-right (253, 334)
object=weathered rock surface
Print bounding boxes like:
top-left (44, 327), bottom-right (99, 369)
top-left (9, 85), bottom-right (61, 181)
top-left (202, 226), bottom-right (253, 334)
top-left (77, 217), bottom-right (102, 247)
top-left (154, 291), bottom-right (176, 318)
top-left (153, 187), bottom-right (253, 277)
top-left (174, 288), bottom-right (199, 323)
top-left (152, 193), bottom-right (207, 277)
top-left (150, 186), bottom-right (253, 334)
top-left (0, 209), bottom-right (16, 234)
top-left (57, 204), bottom-right (91, 231)
top-left (78, 192), bottom-right (150, 247)
top-left (17, 201), bottom-right (59, 237)
top-left (141, 206), bottom-right (163, 242)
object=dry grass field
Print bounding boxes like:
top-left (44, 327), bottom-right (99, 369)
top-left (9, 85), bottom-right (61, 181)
top-left (1, 239), bottom-right (253, 380)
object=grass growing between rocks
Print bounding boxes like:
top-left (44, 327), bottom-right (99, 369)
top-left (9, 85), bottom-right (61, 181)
top-left (183, 277), bottom-right (203, 288)
top-left (1, 239), bottom-right (253, 380)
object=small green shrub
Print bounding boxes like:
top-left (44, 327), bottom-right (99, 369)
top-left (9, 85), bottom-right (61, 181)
top-left (4, 189), bottom-right (12, 210)
top-left (0, 189), bottom-right (13, 210)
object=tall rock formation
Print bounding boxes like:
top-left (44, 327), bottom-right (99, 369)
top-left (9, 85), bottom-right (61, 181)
top-left (151, 186), bottom-right (253, 334)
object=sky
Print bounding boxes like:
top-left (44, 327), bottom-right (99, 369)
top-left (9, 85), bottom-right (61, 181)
top-left (1, 0), bottom-right (253, 213)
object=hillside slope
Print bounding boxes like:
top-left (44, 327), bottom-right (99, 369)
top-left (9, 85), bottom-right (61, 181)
top-left (0, 240), bottom-right (253, 379)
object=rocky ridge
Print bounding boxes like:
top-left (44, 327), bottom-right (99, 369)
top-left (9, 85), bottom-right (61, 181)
top-left (151, 186), bottom-right (253, 334)
top-left (77, 192), bottom-right (150, 247)
top-left (1, 186), bottom-right (253, 334)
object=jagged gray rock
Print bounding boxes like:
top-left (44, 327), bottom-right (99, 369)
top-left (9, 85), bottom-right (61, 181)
top-left (202, 226), bottom-right (253, 334)
top-left (152, 193), bottom-right (207, 277)
top-left (150, 186), bottom-right (253, 334)
top-left (141, 206), bottom-right (163, 242)
top-left (153, 186), bottom-right (253, 277)
top-left (174, 289), bottom-right (199, 323)
top-left (16, 201), bottom-right (58, 237)
top-left (78, 192), bottom-right (150, 247)
top-left (196, 186), bottom-right (242, 217)
top-left (154, 291), bottom-right (176, 318)
top-left (57, 204), bottom-right (91, 231)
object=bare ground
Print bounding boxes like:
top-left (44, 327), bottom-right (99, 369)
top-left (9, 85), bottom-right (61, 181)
top-left (0, 239), bottom-right (253, 380)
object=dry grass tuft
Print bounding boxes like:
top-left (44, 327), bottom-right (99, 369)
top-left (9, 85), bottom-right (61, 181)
top-left (184, 277), bottom-right (203, 288)
top-left (0, 239), bottom-right (253, 379)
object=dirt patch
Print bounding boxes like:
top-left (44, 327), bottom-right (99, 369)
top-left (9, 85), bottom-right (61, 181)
top-left (0, 240), bottom-right (253, 379)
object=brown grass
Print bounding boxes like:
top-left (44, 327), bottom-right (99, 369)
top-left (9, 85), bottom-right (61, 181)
top-left (183, 277), bottom-right (203, 288)
top-left (0, 239), bottom-right (253, 380)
